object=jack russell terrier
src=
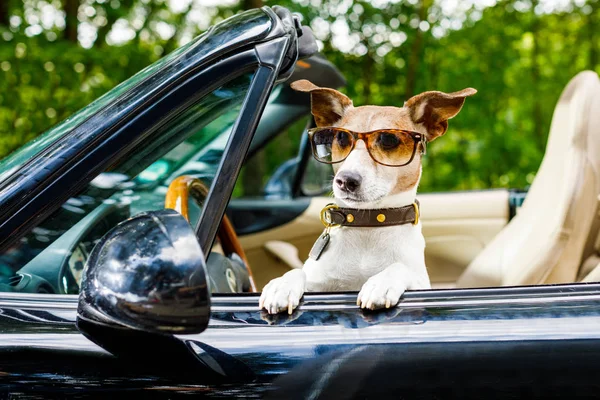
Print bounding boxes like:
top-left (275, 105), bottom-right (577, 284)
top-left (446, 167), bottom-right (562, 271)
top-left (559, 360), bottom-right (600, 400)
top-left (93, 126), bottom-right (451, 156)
top-left (259, 79), bottom-right (476, 314)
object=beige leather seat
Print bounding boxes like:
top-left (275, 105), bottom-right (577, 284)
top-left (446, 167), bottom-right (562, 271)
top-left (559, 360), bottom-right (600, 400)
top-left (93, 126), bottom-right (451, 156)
top-left (578, 197), bottom-right (600, 283)
top-left (457, 71), bottom-right (600, 288)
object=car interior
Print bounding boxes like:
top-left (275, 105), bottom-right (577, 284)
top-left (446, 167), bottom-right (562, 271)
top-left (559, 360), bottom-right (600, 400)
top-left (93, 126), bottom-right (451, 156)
top-left (231, 70), bottom-right (600, 291)
top-left (2, 60), bottom-right (600, 296)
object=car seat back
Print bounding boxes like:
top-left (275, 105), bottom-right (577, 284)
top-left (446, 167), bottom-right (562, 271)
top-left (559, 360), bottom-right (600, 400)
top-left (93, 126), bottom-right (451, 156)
top-left (457, 71), bottom-right (600, 288)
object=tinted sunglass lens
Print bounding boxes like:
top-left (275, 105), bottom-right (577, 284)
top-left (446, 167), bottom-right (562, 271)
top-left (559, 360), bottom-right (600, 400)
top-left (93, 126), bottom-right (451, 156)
top-left (377, 132), bottom-right (401, 149)
top-left (335, 130), bottom-right (351, 148)
top-left (311, 129), bottom-right (352, 163)
top-left (331, 130), bottom-right (353, 162)
top-left (370, 131), bottom-right (414, 166)
top-left (311, 129), bottom-right (334, 162)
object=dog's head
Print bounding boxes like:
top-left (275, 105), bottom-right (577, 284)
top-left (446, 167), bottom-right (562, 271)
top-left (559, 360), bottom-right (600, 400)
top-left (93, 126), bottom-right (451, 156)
top-left (291, 80), bottom-right (476, 208)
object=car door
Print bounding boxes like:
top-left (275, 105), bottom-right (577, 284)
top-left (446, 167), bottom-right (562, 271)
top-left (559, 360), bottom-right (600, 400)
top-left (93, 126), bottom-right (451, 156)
top-left (2, 284), bottom-right (600, 398)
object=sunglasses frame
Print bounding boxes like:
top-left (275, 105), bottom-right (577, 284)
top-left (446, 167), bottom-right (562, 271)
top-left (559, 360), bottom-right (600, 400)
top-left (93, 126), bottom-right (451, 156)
top-left (308, 127), bottom-right (427, 167)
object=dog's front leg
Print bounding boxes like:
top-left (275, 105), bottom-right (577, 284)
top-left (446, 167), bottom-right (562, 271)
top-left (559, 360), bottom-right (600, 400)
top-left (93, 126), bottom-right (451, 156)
top-left (259, 269), bottom-right (306, 315)
top-left (357, 263), bottom-right (416, 310)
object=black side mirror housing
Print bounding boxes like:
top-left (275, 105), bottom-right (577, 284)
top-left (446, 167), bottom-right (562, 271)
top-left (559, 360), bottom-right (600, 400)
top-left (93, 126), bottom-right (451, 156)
top-left (77, 209), bottom-right (210, 335)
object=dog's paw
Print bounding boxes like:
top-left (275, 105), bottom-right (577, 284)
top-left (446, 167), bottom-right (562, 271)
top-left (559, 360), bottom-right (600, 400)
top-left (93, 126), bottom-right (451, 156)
top-left (357, 272), bottom-right (407, 310)
top-left (259, 270), bottom-right (305, 315)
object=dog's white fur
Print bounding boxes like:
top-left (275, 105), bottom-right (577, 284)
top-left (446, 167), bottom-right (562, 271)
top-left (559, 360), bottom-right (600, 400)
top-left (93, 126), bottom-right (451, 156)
top-left (259, 82), bottom-right (475, 314)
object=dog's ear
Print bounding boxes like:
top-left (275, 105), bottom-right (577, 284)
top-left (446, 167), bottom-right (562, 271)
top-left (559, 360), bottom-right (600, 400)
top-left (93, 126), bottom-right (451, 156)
top-left (405, 88), bottom-right (477, 141)
top-left (291, 79), bottom-right (353, 127)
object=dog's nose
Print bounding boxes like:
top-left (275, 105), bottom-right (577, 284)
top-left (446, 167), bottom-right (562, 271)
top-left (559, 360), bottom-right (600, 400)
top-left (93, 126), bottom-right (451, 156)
top-left (335, 172), bottom-right (362, 193)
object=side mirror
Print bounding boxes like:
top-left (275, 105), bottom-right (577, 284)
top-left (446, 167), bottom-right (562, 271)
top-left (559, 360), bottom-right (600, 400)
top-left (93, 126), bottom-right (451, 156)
top-left (77, 209), bottom-right (210, 335)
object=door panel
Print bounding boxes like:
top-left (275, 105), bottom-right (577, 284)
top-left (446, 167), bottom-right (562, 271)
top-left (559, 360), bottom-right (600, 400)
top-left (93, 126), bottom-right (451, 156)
top-left (227, 198), bottom-right (311, 235)
top-left (239, 197), bottom-right (330, 289)
top-left (420, 189), bottom-right (509, 287)
top-left (3, 284), bottom-right (600, 397)
top-left (239, 190), bottom-right (510, 289)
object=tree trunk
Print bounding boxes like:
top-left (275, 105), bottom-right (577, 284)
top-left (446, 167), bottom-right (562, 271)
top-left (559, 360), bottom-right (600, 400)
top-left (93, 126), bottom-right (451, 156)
top-left (96, 7), bottom-right (118, 47)
top-left (63, 0), bottom-right (79, 43)
top-left (405, 0), bottom-right (429, 99)
top-left (0, 0), bottom-right (9, 27)
top-left (242, 0), bottom-right (264, 9)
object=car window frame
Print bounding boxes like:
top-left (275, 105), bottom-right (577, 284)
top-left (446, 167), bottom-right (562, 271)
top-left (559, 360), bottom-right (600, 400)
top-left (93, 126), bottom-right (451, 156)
top-left (2, 281), bottom-right (600, 320)
top-left (194, 39), bottom-right (293, 255)
top-left (0, 15), bottom-right (300, 300)
top-left (1, 282), bottom-right (600, 395)
top-left (0, 49), bottom-right (260, 254)
top-left (0, 9), bottom-right (273, 190)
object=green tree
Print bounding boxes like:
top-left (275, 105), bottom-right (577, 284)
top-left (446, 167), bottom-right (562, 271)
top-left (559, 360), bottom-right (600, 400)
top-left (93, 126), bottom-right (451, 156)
top-left (1, 0), bottom-right (599, 194)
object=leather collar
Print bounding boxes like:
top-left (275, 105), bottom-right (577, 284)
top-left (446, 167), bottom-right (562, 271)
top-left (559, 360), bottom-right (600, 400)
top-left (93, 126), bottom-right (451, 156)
top-left (321, 200), bottom-right (420, 228)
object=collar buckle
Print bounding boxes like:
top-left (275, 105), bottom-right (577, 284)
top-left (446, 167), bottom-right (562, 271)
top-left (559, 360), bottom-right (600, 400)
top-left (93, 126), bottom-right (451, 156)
top-left (320, 203), bottom-right (340, 228)
top-left (412, 202), bottom-right (420, 225)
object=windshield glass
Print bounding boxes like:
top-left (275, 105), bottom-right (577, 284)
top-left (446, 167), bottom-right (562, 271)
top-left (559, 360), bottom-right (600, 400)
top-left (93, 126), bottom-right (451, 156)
top-left (0, 72), bottom-right (254, 294)
top-left (0, 41), bottom-right (196, 186)
top-left (0, 10), bottom-right (271, 187)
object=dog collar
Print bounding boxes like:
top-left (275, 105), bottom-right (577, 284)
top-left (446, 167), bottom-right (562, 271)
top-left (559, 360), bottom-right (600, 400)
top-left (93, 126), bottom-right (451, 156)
top-left (309, 201), bottom-right (420, 260)
top-left (320, 200), bottom-right (420, 228)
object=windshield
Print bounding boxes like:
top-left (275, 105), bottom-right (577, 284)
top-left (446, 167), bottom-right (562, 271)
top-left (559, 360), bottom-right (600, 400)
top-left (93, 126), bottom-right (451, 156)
top-left (0, 41), bottom-right (196, 186)
top-left (0, 72), bottom-right (254, 294)
top-left (0, 10), bottom-right (271, 187)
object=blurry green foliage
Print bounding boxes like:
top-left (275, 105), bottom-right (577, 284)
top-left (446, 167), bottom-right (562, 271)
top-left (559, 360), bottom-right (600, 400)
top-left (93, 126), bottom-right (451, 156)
top-left (0, 0), bottom-right (599, 193)
top-left (0, 38), bottom-right (161, 158)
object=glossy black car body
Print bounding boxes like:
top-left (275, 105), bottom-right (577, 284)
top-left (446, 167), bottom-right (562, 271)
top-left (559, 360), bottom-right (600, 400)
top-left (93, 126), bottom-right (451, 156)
top-left (1, 6), bottom-right (600, 399)
top-left (4, 286), bottom-right (600, 398)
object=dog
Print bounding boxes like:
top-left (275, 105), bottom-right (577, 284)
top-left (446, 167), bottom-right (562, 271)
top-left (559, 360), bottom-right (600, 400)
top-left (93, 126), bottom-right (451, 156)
top-left (259, 79), bottom-right (476, 314)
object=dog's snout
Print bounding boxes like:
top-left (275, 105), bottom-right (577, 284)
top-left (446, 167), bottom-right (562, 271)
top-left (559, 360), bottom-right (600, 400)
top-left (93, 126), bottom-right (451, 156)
top-left (335, 171), bottom-right (362, 193)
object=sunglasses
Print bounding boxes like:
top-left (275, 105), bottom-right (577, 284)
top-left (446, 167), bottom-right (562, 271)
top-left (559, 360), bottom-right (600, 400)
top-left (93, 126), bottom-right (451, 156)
top-left (308, 127), bottom-right (426, 167)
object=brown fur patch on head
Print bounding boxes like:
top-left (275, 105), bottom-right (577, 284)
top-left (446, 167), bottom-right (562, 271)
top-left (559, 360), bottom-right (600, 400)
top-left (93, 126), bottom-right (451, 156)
top-left (294, 85), bottom-right (476, 198)
top-left (336, 105), bottom-right (417, 132)
top-left (334, 105), bottom-right (424, 195)
top-left (291, 80), bottom-right (353, 127)
top-left (405, 88), bottom-right (477, 141)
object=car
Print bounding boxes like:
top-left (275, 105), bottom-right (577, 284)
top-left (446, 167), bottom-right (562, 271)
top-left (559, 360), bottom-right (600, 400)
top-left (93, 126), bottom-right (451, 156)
top-left (0, 48), bottom-right (343, 295)
top-left (1, 5), bottom-right (600, 399)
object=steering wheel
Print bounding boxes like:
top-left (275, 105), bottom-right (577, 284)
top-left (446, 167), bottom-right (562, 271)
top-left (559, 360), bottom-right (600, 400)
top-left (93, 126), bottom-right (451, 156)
top-left (164, 176), bottom-right (257, 292)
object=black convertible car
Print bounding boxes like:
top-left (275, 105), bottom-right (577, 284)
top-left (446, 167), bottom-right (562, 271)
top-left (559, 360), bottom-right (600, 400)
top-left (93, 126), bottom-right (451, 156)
top-left (1, 5), bottom-right (600, 399)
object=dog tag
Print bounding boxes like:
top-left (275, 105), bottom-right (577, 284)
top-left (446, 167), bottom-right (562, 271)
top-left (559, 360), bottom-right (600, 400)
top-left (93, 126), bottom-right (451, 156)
top-left (309, 232), bottom-right (330, 260)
